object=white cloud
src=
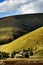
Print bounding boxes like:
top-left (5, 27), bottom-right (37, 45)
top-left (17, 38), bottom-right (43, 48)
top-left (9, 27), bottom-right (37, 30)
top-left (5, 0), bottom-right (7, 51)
top-left (0, 0), bottom-right (43, 14)
top-left (0, 0), bottom-right (28, 12)
top-left (18, 0), bottom-right (43, 14)
top-left (18, 3), bottom-right (36, 14)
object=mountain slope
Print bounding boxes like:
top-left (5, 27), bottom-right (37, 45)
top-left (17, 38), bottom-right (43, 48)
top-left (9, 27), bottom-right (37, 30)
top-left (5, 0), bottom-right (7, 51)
top-left (0, 13), bottom-right (43, 32)
top-left (0, 13), bottom-right (43, 45)
top-left (0, 13), bottom-right (43, 38)
top-left (0, 27), bottom-right (25, 45)
top-left (0, 27), bottom-right (43, 55)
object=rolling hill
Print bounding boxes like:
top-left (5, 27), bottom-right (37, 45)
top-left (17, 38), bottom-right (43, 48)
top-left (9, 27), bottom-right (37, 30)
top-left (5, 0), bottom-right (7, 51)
top-left (0, 13), bottom-right (43, 32)
top-left (0, 27), bottom-right (43, 57)
top-left (0, 13), bottom-right (43, 45)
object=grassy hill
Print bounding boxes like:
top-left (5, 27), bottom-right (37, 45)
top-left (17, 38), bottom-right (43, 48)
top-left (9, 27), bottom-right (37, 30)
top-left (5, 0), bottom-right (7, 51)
top-left (0, 13), bottom-right (43, 45)
top-left (0, 27), bottom-right (43, 57)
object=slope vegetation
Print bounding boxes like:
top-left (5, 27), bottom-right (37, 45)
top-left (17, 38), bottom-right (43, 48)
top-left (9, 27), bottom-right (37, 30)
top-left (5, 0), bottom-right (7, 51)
top-left (0, 27), bottom-right (43, 56)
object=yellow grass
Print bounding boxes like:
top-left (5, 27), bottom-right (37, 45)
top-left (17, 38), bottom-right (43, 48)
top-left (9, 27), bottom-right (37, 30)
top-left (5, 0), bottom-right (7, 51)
top-left (0, 27), bottom-right (43, 57)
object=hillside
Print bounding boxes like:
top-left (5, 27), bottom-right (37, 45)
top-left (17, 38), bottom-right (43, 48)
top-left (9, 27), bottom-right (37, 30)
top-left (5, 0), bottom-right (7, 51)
top-left (0, 27), bottom-right (25, 45)
top-left (0, 27), bottom-right (43, 57)
top-left (0, 13), bottom-right (43, 32)
top-left (0, 13), bottom-right (43, 45)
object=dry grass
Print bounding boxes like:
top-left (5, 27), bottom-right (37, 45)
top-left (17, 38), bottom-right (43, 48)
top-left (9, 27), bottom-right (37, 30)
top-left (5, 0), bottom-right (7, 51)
top-left (2, 58), bottom-right (43, 65)
top-left (0, 27), bottom-right (43, 54)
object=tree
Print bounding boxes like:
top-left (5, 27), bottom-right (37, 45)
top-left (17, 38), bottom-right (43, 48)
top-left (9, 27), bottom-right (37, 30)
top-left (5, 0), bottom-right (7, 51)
top-left (11, 51), bottom-right (16, 58)
top-left (25, 52), bottom-right (29, 58)
top-left (2, 52), bottom-right (10, 58)
top-left (0, 51), bottom-right (10, 59)
top-left (0, 51), bottom-right (3, 59)
top-left (30, 51), bottom-right (33, 56)
top-left (28, 48), bottom-right (33, 56)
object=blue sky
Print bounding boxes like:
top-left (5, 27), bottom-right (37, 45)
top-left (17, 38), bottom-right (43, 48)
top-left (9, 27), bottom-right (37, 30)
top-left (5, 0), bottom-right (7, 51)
top-left (0, 0), bottom-right (5, 2)
top-left (0, 0), bottom-right (43, 18)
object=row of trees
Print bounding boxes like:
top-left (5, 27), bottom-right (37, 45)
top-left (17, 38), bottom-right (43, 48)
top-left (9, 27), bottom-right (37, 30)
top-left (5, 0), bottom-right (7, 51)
top-left (0, 48), bottom-right (33, 59)
top-left (11, 48), bottom-right (33, 58)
